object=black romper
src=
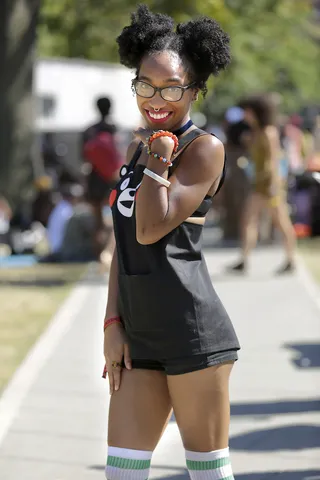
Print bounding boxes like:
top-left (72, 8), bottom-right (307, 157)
top-left (109, 128), bottom-right (240, 375)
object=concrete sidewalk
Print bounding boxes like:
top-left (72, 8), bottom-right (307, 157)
top-left (0, 247), bottom-right (320, 480)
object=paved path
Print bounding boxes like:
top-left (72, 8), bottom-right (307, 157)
top-left (0, 246), bottom-right (320, 480)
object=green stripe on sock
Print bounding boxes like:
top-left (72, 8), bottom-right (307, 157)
top-left (107, 456), bottom-right (151, 470)
top-left (221, 476), bottom-right (234, 480)
top-left (186, 456), bottom-right (230, 471)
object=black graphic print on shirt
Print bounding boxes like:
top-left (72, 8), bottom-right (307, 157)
top-left (109, 164), bottom-right (142, 218)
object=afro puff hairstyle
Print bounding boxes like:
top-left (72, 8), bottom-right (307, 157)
top-left (117, 4), bottom-right (230, 96)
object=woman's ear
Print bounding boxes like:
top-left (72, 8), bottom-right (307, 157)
top-left (193, 90), bottom-right (199, 102)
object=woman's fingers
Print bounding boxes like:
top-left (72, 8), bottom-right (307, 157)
top-left (106, 360), bottom-right (114, 395)
top-left (104, 331), bottom-right (131, 393)
top-left (123, 343), bottom-right (132, 370)
top-left (111, 359), bottom-right (123, 392)
top-left (106, 357), bottom-right (123, 394)
top-left (133, 127), bottom-right (152, 144)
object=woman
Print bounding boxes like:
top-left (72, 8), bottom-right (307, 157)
top-left (229, 95), bottom-right (296, 274)
top-left (222, 107), bottom-right (252, 241)
top-left (103, 5), bottom-right (240, 479)
top-left (82, 97), bottom-right (120, 266)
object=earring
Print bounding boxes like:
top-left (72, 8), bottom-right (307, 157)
top-left (194, 94), bottom-right (199, 101)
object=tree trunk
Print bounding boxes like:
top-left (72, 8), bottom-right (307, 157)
top-left (0, 0), bottom-right (40, 213)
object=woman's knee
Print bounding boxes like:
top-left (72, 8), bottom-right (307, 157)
top-left (271, 202), bottom-right (293, 230)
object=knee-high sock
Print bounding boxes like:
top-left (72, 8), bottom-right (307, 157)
top-left (105, 446), bottom-right (152, 480)
top-left (186, 447), bottom-right (234, 480)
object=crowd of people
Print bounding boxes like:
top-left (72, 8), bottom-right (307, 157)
top-left (0, 96), bottom-right (123, 267)
top-left (0, 92), bottom-right (319, 269)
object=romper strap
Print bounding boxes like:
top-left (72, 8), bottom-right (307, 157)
top-left (128, 141), bottom-right (144, 170)
top-left (171, 128), bottom-right (207, 162)
top-left (169, 128), bottom-right (208, 175)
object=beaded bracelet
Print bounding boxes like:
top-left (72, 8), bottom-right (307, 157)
top-left (147, 130), bottom-right (179, 153)
top-left (103, 316), bottom-right (122, 332)
top-left (147, 147), bottom-right (172, 167)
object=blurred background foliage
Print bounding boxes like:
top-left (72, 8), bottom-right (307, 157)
top-left (38, 0), bottom-right (320, 119)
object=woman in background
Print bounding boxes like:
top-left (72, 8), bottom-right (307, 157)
top-left (229, 95), bottom-right (296, 274)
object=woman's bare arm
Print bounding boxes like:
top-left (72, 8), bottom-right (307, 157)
top-left (135, 134), bottom-right (225, 245)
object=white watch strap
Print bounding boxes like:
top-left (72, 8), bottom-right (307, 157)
top-left (143, 168), bottom-right (171, 188)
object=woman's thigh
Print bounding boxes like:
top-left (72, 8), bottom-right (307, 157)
top-left (167, 362), bottom-right (234, 452)
top-left (108, 368), bottom-right (172, 451)
top-left (243, 192), bottom-right (266, 223)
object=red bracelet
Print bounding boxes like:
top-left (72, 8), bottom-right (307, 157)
top-left (103, 316), bottom-right (122, 331)
top-left (147, 130), bottom-right (179, 153)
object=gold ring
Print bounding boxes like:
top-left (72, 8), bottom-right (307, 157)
top-left (111, 361), bottom-right (122, 369)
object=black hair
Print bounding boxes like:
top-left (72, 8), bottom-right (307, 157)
top-left (96, 97), bottom-right (112, 118)
top-left (117, 4), bottom-right (230, 97)
top-left (239, 95), bottom-right (276, 128)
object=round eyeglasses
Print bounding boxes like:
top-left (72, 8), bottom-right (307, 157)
top-left (132, 80), bottom-right (196, 102)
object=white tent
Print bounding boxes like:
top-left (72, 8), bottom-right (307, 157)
top-left (34, 58), bottom-right (142, 132)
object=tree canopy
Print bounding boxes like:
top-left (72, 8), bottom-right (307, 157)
top-left (38, 0), bottom-right (320, 118)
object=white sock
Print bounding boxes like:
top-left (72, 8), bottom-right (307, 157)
top-left (186, 447), bottom-right (234, 480)
top-left (106, 446), bottom-right (152, 480)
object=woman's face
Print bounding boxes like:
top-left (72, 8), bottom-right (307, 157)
top-left (135, 50), bottom-right (197, 131)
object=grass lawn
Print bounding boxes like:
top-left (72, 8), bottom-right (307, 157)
top-left (0, 263), bottom-right (86, 393)
top-left (298, 237), bottom-right (320, 284)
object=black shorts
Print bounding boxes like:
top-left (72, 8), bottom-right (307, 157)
top-left (122, 349), bottom-right (238, 376)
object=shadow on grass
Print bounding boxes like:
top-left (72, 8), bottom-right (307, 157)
top-left (0, 278), bottom-right (71, 287)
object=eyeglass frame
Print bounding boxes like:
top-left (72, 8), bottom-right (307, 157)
top-left (132, 79), bottom-right (197, 102)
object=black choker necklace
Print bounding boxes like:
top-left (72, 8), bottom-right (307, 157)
top-left (172, 119), bottom-right (193, 137)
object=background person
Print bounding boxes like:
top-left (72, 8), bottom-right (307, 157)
top-left (221, 106), bottom-right (252, 242)
top-left (45, 183), bottom-right (75, 257)
top-left (82, 97), bottom-right (122, 267)
top-left (228, 95), bottom-right (296, 274)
